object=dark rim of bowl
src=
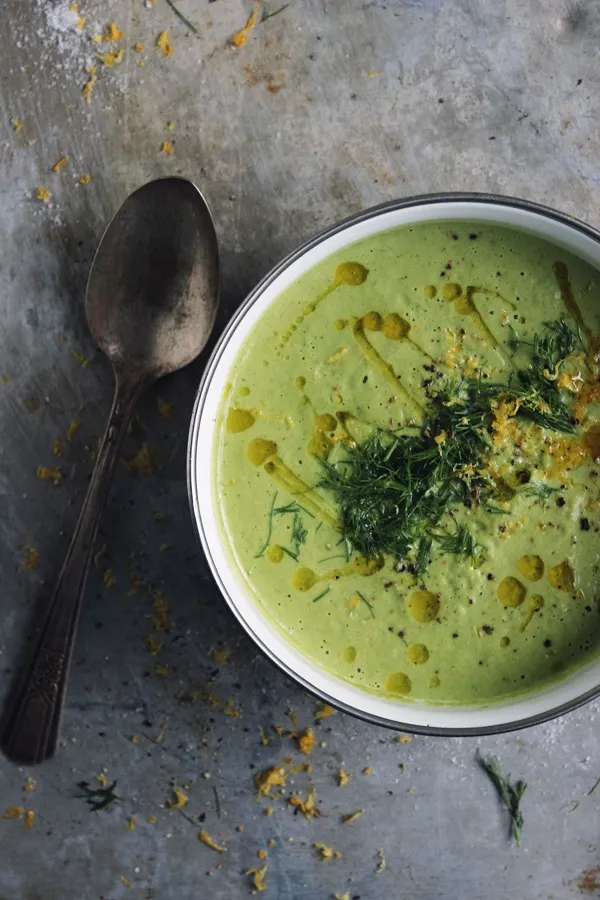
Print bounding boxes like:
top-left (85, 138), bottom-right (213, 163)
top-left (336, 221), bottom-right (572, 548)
top-left (187, 190), bottom-right (600, 736)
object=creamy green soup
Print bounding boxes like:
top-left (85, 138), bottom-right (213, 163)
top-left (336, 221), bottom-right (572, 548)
top-left (215, 221), bottom-right (600, 705)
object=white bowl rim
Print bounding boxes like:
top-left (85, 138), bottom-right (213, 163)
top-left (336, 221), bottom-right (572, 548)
top-left (188, 191), bottom-right (600, 735)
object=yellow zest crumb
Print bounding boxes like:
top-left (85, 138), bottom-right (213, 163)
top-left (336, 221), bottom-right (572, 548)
top-left (153, 509), bottom-right (166, 521)
top-left (160, 141), bottom-right (174, 154)
top-left (82, 67), bottom-right (97, 104)
top-left (130, 734), bottom-right (139, 744)
top-left (67, 419), bottom-right (81, 440)
top-left (70, 2), bottom-right (85, 29)
top-left (52, 156), bottom-right (69, 173)
top-left (159, 542), bottom-right (169, 552)
top-left (314, 703), bottom-right (336, 720)
top-left (157, 395), bottom-right (174, 419)
top-left (257, 848), bottom-right (267, 860)
top-left (147, 635), bottom-right (161, 655)
top-left (223, 698), bottom-right (240, 718)
top-left (95, 772), bottom-right (108, 787)
top-left (198, 830), bottom-right (226, 852)
top-left (23, 777), bottom-right (36, 793)
top-left (1, 373), bottom-right (10, 382)
top-left (150, 590), bottom-right (173, 633)
top-left (342, 808), bottom-right (365, 825)
top-left (70, 348), bottom-right (90, 368)
top-left (314, 842), bottom-right (339, 861)
top-left (376, 847), bottom-right (386, 873)
top-left (288, 709), bottom-right (297, 727)
top-left (103, 568), bottom-right (116, 588)
top-left (138, 59), bottom-right (145, 68)
top-left (12, 118), bottom-right (22, 131)
top-left (96, 22), bottom-right (124, 42)
top-left (167, 121), bottom-right (175, 131)
top-left (126, 817), bottom-right (136, 831)
top-left (79, 174), bottom-right (92, 185)
top-left (52, 437), bottom-right (62, 456)
top-left (273, 725), bottom-right (284, 736)
top-left (36, 466), bottom-right (62, 485)
top-left (334, 894), bottom-right (350, 900)
top-left (155, 722), bottom-right (168, 743)
top-left (362, 767), bottom-right (372, 776)
top-left (245, 865), bottom-right (267, 892)
top-left (123, 443), bottom-right (157, 476)
top-left (210, 647), bottom-right (229, 665)
top-left (167, 788), bottom-right (188, 809)
top-left (120, 876), bottom-right (132, 889)
top-left (2, 806), bottom-right (24, 820)
top-left (154, 664), bottom-right (171, 678)
top-left (367, 69), bottom-right (382, 76)
top-left (256, 766), bottom-right (287, 797)
top-left (258, 726), bottom-right (272, 746)
top-left (267, 839), bottom-right (275, 848)
top-left (296, 726), bottom-right (316, 756)
top-left (24, 810), bottom-right (35, 829)
top-left (96, 49), bottom-right (124, 67)
top-left (19, 546), bottom-right (39, 571)
top-left (147, 816), bottom-right (157, 824)
top-left (232, 3), bottom-right (259, 47)
top-left (337, 769), bottom-right (351, 787)
top-left (156, 30), bottom-right (173, 57)
top-left (264, 807), bottom-right (274, 816)
top-left (35, 187), bottom-right (51, 202)
top-left (288, 786), bottom-right (320, 820)
top-left (134, 42), bottom-right (144, 52)
top-left (407, 787), bottom-right (415, 795)
top-left (397, 735), bottom-right (412, 743)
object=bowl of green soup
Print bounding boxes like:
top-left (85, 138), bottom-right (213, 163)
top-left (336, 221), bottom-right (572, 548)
top-left (188, 193), bottom-right (600, 734)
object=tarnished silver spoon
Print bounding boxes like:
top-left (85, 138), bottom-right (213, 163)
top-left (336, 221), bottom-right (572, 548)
top-left (2, 177), bottom-right (220, 764)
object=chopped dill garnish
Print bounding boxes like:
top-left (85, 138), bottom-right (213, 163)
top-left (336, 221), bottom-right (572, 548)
top-left (356, 590), bottom-right (375, 618)
top-left (477, 752), bottom-right (526, 845)
top-left (76, 780), bottom-right (120, 812)
top-left (432, 523), bottom-right (483, 562)
top-left (255, 491), bottom-right (278, 557)
top-left (522, 482), bottom-right (560, 501)
top-left (312, 586), bottom-right (331, 603)
top-left (213, 785), bottom-right (222, 817)
top-left (318, 321), bottom-right (579, 571)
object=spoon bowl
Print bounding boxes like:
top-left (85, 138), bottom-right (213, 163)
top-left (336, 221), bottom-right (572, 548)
top-left (87, 177), bottom-right (220, 380)
top-left (2, 177), bottom-right (220, 765)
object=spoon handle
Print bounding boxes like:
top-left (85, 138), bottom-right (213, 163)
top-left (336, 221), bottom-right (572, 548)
top-left (2, 376), bottom-right (142, 765)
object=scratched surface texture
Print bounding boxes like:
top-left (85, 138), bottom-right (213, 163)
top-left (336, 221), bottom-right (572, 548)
top-left (0, 0), bottom-right (599, 898)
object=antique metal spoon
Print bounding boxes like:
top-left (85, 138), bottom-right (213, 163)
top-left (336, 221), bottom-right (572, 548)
top-left (2, 177), bottom-right (220, 764)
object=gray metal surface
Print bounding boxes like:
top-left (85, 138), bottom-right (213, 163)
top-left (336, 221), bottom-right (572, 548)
top-left (0, 1), bottom-right (598, 898)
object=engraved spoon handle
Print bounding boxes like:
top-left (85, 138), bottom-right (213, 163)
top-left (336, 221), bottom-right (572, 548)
top-left (2, 375), bottom-right (142, 764)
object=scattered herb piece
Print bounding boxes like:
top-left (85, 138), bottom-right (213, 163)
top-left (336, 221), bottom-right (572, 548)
top-left (588, 775), bottom-right (600, 796)
top-left (213, 786), bottom-right (222, 817)
top-left (261, 2), bottom-right (289, 22)
top-left (76, 780), bottom-right (120, 812)
top-left (477, 752), bottom-right (526, 845)
top-left (163, 0), bottom-right (199, 34)
top-left (312, 586), bottom-right (331, 603)
top-left (342, 808), bottom-right (365, 825)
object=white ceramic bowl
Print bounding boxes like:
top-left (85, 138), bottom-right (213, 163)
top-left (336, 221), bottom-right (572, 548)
top-left (188, 193), bottom-right (600, 734)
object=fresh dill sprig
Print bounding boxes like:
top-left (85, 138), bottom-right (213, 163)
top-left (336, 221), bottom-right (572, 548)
top-left (356, 590), bottom-right (375, 618)
top-left (477, 752), bottom-right (526, 845)
top-left (76, 780), bottom-right (120, 812)
top-left (261, 3), bottom-right (289, 23)
top-left (255, 491), bottom-right (278, 557)
top-left (312, 586), bottom-right (331, 603)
